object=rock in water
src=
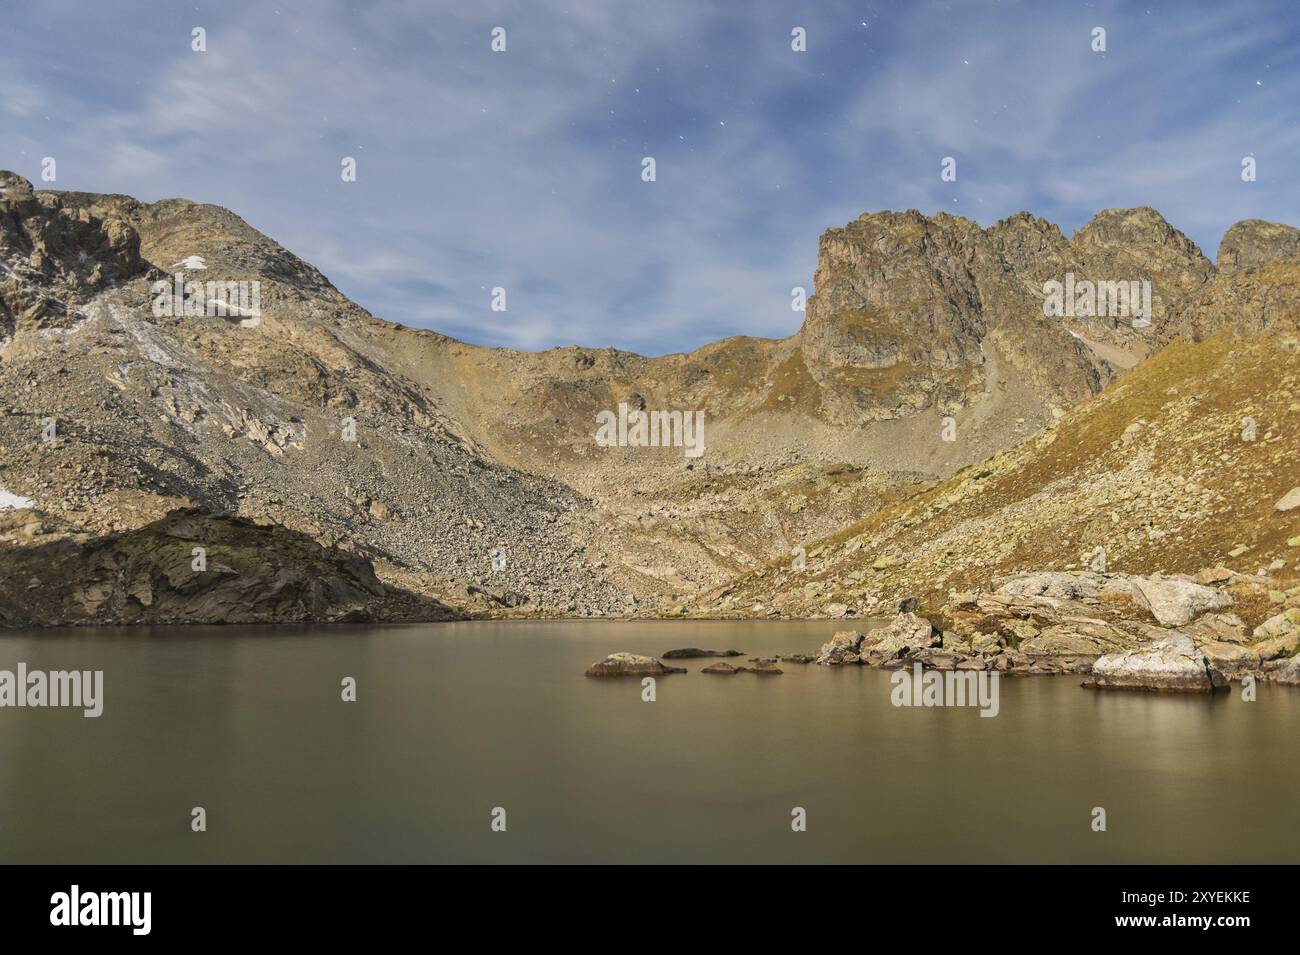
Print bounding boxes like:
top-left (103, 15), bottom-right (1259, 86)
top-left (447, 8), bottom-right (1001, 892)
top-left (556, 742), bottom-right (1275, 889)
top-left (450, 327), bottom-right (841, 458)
top-left (860, 613), bottom-right (937, 664)
top-left (1130, 577), bottom-right (1231, 627)
top-left (741, 658), bottom-right (783, 674)
top-left (815, 630), bottom-right (865, 665)
top-left (1268, 655), bottom-right (1300, 686)
top-left (701, 662), bottom-right (741, 675)
top-left (1086, 634), bottom-right (1215, 692)
top-left (584, 653), bottom-right (686, 677)
top-left (661, 648), bottom-right (743, 659)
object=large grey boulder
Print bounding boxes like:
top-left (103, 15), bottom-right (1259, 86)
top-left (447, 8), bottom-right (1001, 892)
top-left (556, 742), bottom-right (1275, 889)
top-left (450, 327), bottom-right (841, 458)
top-left (1130, 577), bottom-right (1231, 627)
top-left (1087, 634), bottom-right (1215, 692)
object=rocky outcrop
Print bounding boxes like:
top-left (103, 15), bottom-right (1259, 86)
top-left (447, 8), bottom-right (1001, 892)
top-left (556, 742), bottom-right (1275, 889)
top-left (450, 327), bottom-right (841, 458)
top-left (584, 653), bottom-right (687, 677)
top-left (802, 570), bottom-right (1273, 681)
top-left (1, 172), bottom-right (150, 338)
top-left (1275, 488), bottom-right (1300, 512)
top-left (1086, 634), bottom-right (1216, 692)
top-left (0, 509), bottom-right (456, 627)
top-left (1201, 642), bottom-right (1261, 682)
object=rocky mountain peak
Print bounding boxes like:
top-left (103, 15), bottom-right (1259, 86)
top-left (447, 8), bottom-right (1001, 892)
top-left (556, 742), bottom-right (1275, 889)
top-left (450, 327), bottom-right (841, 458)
top-left (797, 205), bottom-right (1219, 426)
top-left (1217, 219), bottom-right (1300, 271)
top-left (1072, 206), bottom-right (1185, 247)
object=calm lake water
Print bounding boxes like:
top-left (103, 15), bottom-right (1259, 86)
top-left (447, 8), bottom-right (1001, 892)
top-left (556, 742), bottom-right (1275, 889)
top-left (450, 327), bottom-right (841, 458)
top-left (1, 620), bottom-right (1297, 864)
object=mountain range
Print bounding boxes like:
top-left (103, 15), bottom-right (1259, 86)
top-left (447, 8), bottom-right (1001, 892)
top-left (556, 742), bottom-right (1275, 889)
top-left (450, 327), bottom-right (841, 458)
top-left (1, 168), bottom-right (1297, 633)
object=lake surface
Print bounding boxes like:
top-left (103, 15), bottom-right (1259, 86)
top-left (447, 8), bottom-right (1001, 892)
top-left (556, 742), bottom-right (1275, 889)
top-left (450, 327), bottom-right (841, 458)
top-left (1, 620), bottom-right (1297, 864)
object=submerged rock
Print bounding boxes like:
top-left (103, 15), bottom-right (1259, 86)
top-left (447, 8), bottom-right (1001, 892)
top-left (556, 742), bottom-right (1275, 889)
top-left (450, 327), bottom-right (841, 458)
top-left (741, 658), bottom-right (784, 674)
top-left (1086, 634), bottom-right (1216, 692)
top-left (661, 648), bottom-right (743, 659)
top-left (584, 653), bottom-right (686, 677)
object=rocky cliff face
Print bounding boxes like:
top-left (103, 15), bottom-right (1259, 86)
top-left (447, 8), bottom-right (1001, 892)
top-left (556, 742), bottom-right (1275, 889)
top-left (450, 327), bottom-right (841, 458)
top-left (798, 206), bottom-right (1214, 424)
top-left (0, 170), bottom-right (149, 338)
top-left (1163, 219), bottom-right (1300, 342)
top-left (1, 169), bottom-right (1296, 624)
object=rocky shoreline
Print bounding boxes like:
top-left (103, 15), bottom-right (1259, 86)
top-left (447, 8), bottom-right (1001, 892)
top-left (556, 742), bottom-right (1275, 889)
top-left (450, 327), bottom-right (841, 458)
top-left (810, 569), bottom-right (1300, 691)
top-left (581, 568), bottom-right (1300, 693)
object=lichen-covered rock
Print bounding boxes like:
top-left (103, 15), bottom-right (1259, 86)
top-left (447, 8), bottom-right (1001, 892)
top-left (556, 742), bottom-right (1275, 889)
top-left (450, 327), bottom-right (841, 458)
top-left (584, 653), bottom-right (686, 677)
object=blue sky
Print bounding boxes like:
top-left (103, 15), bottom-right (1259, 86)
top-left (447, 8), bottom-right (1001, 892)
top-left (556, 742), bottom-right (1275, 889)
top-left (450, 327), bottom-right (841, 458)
top-left (2, 0), bottom-right (1297, 355)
